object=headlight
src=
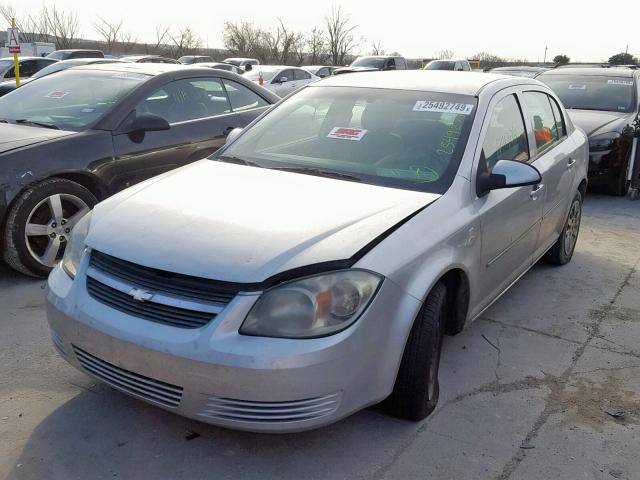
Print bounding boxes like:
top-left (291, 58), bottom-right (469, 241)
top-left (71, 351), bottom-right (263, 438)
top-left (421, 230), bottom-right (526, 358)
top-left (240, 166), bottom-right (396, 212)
top-left (60, 211), bottom-right (92, 279)
top-left (589, 132), bottom-right (619, 152)
top-left (240, 270), bottom-right (383, 338)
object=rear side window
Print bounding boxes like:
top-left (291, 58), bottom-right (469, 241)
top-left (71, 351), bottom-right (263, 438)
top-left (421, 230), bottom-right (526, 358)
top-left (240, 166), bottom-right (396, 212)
top-left (293, 69), bottom-right (311, 80)
top-left (548, 95), bottom-right (567, 138)
top-left (222, 79), bottom-right (269, 111)
top-left (523, 92), bottom-right (561, 152)
top-left (482, 94), bottom-right (530, 169)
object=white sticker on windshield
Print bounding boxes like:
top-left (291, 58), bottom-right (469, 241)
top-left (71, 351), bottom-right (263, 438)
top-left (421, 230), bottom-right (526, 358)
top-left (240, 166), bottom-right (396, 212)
top-left (568, 84), bottom-right (586, 90)
top-left (608, 79), bottom-right (633, 86)
top-left (327, 127), bottom-right (367, 141)
top-left (413, 101), bottom-right (474, 115)
top-left (44, 90), bottom-right (69, 99)
top-left (111, 72), bottom-right (148, 81)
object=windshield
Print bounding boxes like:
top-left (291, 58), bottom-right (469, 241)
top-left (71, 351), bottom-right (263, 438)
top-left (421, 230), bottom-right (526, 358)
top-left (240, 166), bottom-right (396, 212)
top-left (350, 57), bottom-right (385, 68)
top-left (218, 86), bottom-right (477, 194)
top-left (496, 70), bottom-right (538, 78)
top-left (31, 62), bottom-right (67, 79)
top-left (178, 56), bottom-right (195, 64)
top-left (0, 69), bottom-right (149, 130)
top-left (540, 75), bottom-right (636, 112)
top-left (426, 61), bottom-right (455, 71)
top-left (244, 68), bottom-right (280, 81)
top-left (47, 51), bottom-right (67, 60)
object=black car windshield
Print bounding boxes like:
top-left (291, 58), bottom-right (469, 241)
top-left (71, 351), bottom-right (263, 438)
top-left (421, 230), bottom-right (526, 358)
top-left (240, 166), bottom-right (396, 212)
top-left (0, 69), bottom-right (149, 130)
top-left (218, 86), bottom-right (477, 194)
top-left (350, 57), bottom-right (386, 68)
top-left (426, 61), bottom-right (455, 71)
top-left (540, 75), bottom-right (636, 112)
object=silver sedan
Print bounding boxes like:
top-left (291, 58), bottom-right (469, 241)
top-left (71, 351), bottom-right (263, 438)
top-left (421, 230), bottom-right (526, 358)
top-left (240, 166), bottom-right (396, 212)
top-left (46, 71), bottom-right (588, 432)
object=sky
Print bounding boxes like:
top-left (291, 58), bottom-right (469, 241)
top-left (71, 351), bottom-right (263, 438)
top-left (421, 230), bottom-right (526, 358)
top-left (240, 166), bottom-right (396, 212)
top-left (11, 0), bottom-right (640, 62)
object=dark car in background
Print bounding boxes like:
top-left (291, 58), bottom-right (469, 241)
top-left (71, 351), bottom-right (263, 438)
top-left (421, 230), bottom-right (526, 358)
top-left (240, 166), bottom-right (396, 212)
top-left (178, 55), bottom-right (214, 64)
top-left (46, 49), bottom-right (105, 60)
top-left (0, 58), bottom-right (125, 97)
top-left (120, 55), bottom-right (180, 64)
top-left (538, 67), bottom-right (639, 195)
top-left (303, 65), bottom-right (336, 78)
top-left (0, 56), bottom-right (57, 80)
top-left (197, 62), bottom-right (245, 75)
top-left (490, 66), bottom-right (550, 77)
top-left (0, 63), bottom-right (279, 276)
top-left (333, 56), bottom-right (408, 75)
top-left (424, 59), bottom-right (471, 71)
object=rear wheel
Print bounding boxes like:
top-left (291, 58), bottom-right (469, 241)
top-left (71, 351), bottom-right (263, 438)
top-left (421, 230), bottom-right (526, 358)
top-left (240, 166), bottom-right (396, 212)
top-left (3, 178), bottom-right (96, 277)
top-left (544, 190), bottom-right (582, 265)
top-left (383, 282), bottom-right (446, 421)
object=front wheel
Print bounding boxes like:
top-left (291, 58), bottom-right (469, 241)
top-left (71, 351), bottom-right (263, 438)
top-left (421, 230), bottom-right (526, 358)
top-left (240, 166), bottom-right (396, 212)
top-left (544, 190), bottom-right (582, 266)
top-left (383, 282), bottom-right (446, 421)
top-left (3, 178), bottom-right (97, 277)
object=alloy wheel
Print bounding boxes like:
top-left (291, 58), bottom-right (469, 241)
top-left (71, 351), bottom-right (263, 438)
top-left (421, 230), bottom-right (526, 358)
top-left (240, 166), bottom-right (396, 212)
top-left (563, 199), bottom-right (581, 257)
top-left (24, 193), bottom-right (90, 267)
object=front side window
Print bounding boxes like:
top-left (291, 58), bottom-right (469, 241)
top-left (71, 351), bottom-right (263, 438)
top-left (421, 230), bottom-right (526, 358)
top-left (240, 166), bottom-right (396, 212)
top-left (293, 69), bottom-right (311, 80)
top-left (0, 69), bottom-right (148, 130)
top-left (386, 58), bottom-right (396, 70)
top-left (279, 70), bottom-right (294, 82)
top-left (138, 78), bottom-right (231, 124)
top-left (219, 86), bottom-right (477, 194)
top-left (222, 79), bottom-right (269, 111)
top-left (482, 94), bottom-right (529, 170)
top-left (350, 57), bottom-right (386, 69)
top-left (523, 92), bottom-right (560, 152)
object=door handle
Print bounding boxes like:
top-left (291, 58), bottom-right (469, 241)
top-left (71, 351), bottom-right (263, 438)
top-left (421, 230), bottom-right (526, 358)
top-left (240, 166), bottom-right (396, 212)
top-left (566, 157), bottom-right (577, 169)
top-left (530, 184), bottom-right (545, 200)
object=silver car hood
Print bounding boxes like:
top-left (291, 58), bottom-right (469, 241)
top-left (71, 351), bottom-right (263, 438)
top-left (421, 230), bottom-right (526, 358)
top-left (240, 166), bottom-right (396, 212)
top-left (88, 160), bottom-right (440, 283)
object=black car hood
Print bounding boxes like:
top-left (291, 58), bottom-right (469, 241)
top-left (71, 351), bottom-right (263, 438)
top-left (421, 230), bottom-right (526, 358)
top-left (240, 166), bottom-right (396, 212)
top-left (0, 123), bottom-right (75, 154)
top-left (333, 66), bottom-right (379, 75)
top-left (567, 109), bottom-right (634, 137)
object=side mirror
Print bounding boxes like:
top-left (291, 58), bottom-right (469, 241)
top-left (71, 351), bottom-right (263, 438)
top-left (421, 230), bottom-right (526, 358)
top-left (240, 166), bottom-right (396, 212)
top-left (275, 76), bottom-right (288, 83)
top-left (477, 160), bottom-right (541, 196)
top-left (124, 113), bottom-right (170, 135)
top-left (225, 127), bottom-right (243, 145)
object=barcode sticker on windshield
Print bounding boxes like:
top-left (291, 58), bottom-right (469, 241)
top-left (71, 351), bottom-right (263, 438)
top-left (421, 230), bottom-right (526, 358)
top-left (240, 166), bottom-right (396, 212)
top-left (327, 127), bottom-right (367, 141)
top-left (413, 101), bottom-right (474, 115)
top-left (608, 79), bottom-right (633, 86)
top-left (569, 84), bottom-right (586, 90)
top-left (44, 90), bottom-right (69, 99)
top-left (111, 72), bottom-right (148, 81)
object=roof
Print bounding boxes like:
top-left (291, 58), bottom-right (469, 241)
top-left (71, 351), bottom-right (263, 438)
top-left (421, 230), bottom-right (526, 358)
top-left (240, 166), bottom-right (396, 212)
top-left (253, 65), bottom-right (303, 70)
top-left (71, 62), bottom-right (189, 76)
top-left (0, 56), bottom-right (50, 61)
top-left (491, 66), bottom-right (548, 72)
top-left (50, 49), bottom-right (102, 53)
top-left (315, 70), bottom-right (540, 95)
top-left (540, 67), bottom-right (637, 77)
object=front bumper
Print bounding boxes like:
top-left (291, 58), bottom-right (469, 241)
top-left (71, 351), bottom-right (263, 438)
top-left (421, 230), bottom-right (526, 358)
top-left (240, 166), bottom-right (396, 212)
top-left (46, 258), bottom-right (421, 433)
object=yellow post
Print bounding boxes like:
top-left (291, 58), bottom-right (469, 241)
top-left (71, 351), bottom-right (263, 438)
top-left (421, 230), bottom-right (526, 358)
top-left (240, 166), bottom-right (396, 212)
top-left (11, 18), bottom-right (19, 87)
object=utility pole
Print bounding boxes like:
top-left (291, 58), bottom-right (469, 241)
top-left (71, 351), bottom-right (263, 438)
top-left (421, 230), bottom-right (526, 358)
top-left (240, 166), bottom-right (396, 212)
top-left (543, 45), bottom-right (548, 64)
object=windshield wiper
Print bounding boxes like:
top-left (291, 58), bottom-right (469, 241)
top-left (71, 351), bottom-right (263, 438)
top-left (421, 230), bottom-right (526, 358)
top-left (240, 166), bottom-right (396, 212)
top-left (15, 119), bottom-right (60, 130)
top-left (271, 166), bottom-right (363, 182)
top-left (217, 155), bottom-right (262, 167)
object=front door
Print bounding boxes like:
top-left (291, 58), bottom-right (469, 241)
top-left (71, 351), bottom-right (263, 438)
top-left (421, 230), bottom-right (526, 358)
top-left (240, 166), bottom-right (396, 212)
top-left (473, 91), bottom-right (544, 311)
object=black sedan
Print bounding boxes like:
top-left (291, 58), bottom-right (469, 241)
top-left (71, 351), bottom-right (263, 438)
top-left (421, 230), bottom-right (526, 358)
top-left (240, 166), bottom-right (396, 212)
top-left (0, 63), bottom-right (279, 276)
top-left (538, 67), bottom-right (640, 195)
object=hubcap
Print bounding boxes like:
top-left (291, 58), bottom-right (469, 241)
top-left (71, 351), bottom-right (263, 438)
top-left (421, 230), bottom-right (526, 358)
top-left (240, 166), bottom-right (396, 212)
top-left (564, 200), bottom-right (581, 256)
top-left (24, 194), bottom-right (90, 267)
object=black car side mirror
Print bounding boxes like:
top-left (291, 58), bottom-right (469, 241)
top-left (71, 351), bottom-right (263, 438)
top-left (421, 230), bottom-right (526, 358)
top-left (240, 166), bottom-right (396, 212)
top-left (122, 113), bottom-right (170, 142)
top-left (477, 160), bottom-right (542, 196)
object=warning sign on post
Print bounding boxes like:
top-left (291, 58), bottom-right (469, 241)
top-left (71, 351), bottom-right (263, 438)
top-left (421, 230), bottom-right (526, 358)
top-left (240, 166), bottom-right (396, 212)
top-left (7, 28), bottom-right (20, 54)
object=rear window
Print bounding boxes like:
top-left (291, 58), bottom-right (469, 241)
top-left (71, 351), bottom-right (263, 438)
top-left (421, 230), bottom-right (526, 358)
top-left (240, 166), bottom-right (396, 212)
top-left (220, 86), bottom-right (477, 194)
top-left (539, 75), bottom-right (636, 112)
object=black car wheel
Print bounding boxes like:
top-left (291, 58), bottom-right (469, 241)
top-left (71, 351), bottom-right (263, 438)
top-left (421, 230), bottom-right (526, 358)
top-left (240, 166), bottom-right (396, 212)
top-left (383, 282), bottom-right (446, 421)
top-left (3, 178), bottom-right (96, 277)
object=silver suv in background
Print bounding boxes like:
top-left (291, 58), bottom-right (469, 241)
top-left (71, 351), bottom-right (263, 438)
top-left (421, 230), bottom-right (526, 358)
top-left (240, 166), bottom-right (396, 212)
top-left (424, 59), bottom-right (472, 71)
top-left (334, 55), bottom-right (408, 75)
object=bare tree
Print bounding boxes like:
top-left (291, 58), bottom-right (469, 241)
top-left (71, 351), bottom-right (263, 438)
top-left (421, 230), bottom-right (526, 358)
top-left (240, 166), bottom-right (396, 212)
top-left (306, 28), bottom-right (328, 65)
top-left (370, 40), bottom-right (385, 56)
top-left (148, 25), bottom-right (171, 55)
top-left (0, 5), bottom-right (50, 43)
top-left (170, 27), bottom-right (202, 58)
top-left (94, 16), bottom-right (123, 54)
top-left (42, 6), bottom-right (80, 49)
top-left (435, 49), bottom-right (454, 60)
top-left (325, 7), bottom-right (358, 66)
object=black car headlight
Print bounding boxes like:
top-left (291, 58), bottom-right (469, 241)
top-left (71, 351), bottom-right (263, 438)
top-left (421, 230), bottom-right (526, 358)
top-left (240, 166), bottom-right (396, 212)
top-left (588, 132), bottom-right (620, 152)
top-left (240, 270), bottom-right (383, 338)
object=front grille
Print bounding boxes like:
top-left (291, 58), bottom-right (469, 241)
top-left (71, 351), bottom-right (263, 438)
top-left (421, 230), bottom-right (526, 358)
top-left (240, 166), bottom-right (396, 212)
top-left (198, 393), bottom-right (340, 423)
top-left (73, 346), bottom-right (183, 408)
top-left (90, 251), bottom-right (239, 305)
top-left (86, 276), bottom-right (215, 328)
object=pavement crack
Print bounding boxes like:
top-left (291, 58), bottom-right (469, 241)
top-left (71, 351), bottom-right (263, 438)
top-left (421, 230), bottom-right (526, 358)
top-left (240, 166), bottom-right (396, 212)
top-left (478, 316), bottom-right (582, 346)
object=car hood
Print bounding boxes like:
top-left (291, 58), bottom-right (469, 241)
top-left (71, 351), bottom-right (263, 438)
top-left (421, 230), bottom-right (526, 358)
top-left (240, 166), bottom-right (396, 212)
top-left (88, 160), bottom-right (439, 283)
top-left (566, 109), bottom-right (634, 137)
top-left (0, 123), bottom-right (75, 153)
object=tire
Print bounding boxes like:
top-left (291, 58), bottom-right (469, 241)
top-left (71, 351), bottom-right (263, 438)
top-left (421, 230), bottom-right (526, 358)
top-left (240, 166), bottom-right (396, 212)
top-left (383, 282), bottom-right (446, 421)
top-left (3, 178), bottom-right (97, 277)
top-left (543, 190), bottom-right (582, 266)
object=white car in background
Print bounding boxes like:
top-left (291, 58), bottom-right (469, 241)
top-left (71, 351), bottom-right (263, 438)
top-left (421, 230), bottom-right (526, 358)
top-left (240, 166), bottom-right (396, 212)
top-left (245, 66), bottom-right (320, 97)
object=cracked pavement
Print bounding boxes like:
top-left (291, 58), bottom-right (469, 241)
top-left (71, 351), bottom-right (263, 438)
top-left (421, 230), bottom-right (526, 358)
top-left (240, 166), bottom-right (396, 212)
top-left (1, 195), bottom-right (639, 480)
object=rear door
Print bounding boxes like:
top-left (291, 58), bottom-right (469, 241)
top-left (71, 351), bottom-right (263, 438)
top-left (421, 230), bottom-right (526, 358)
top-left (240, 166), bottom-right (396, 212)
top-left (111, 76), bottom-right (269, 190)
top-left (473, 89), bottom-right (544, 311)
top-left (520, 91), bottom-right (577, 258)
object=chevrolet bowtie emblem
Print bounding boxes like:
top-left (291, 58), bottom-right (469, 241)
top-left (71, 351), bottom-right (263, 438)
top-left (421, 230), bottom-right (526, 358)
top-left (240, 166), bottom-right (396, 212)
top-left (128, 288), bottom-right (154, 302)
